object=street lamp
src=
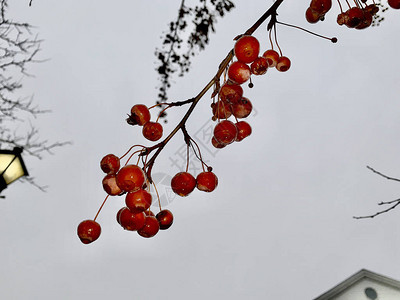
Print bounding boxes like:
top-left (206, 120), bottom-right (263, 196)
top-left (0, 147), bottom-right (29, 193)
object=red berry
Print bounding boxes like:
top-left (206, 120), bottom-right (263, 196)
top-left (235, 121), bottom-right (252, 142)
top-left (125, 189), bottom-right (152, 213)
top-left (337, 12), bottom-right (349, 26)
top-left (196, 171), bottom-right (218, 192)
top-left (305, 7), bottom-right (322, 23)
top-left (310, 0), bottom-right (332, 14)
top-left (144, 210), bottom-right (155, 217)
top-left (212, 101), bottom-right (232, 120)
top-left (156, 210), bottom-right (174, 230)
top-left (118, 207), bottom-right (146, 231)
top-left (211, 136), bottom-right (226, 149)
top-left (232, 97), bottom-right (252, 119)
top-left (219, 83), bottom-right (243, 105)
top-left (250, 57), bottom-right (269, 75)
top-left (116, 164), bottom-right (146, 193)
top-left (77, 220), bottom-right (101, 244)
top-left (346, 7), bottom-right (364, 28)
top-left (276, 56), bottom-right (291, 72)
top-left (116, 207), bottom-right (125, 224)
top-left (127, 104), bottom-right (151, 126)
top-left (365, 4), bottom-right (379, 15)
top-left (213, 120), bottom-right (237, 145)
top-left (102, 174), bottom-right (123, 196)
top-left (142, 121), bottom-right (163, 141)
top-left (388, 0), bottom-right (400, 9)
top-left (234, 35), bottom-right (260, 64)
top-left (228, 61), bottom-right (251, 85)
top-left (100, 154), bottom-right (120, 174)
top-left (138, 216), bottom-right (160, 238)
top-left (171, 172), bottom-right (196, 197)
top-left (356, 11), bottom-right (373, 30)
top-left (262, 50), bottom-right (280, 68)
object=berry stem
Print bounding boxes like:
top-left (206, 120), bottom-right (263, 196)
top-left (276, 21), bottom-right (338, 43)
top-left (94, 195), bottom-right (110, 222)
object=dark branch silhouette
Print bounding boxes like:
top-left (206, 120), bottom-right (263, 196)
top-left (354, 166), bottom-right (400, 219)
top-left (0, 0), bottom-right (69, 190)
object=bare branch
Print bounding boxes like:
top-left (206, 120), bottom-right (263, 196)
top-left (354, 198), bottom-right (400, 219)
top-left (367, 165), bottom-right (400, 182)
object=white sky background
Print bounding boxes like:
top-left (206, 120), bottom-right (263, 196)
top-left (1, 0), bottom-right (400, 299)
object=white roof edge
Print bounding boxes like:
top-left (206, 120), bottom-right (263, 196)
top-left (313, 269), bottom-right (400, 300)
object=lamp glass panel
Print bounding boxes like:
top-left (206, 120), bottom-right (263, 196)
top-left (0, 154), bottom-right (25, 184)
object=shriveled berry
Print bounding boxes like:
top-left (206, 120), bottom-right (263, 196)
top-left (100, 154), bottom-right (120, 174)
top-left (262, 50), bottom-right (280, 68)
top-left (127, 104), bottom-right (151, 126)
top-left (102, 174), bottom-right (123, 196)
top-left (219, 83), bottom-right (243, 105)
top-left (250, 57), bottom-right (268, 75)
top-left (232, 97), bottom-right (252, 119)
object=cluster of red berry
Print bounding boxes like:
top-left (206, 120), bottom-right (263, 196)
top-left (211, 35), bottom-right (290, 149)
top-left (306, 0), bottom-right (399, 29)
top-left (77, 153), bottom-right (174, 244)
top-left (77, 27), bottom-right (294, 244)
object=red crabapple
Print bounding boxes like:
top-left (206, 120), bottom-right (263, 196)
top-left (77, 220), bottom-right (101, 244)
top-left (388, 0), bottom-right (400, 8)
top-left (228, 61), bottom-right (251, 84)
top-left (116, 207), bottom-right (125, 225)
top-left (125, 189), bottom-right (152, 213)
top-left (219, 83), bottom-right (243, 105)
top-left (102, 174), bottom-right (123, 196)
top-left (305, 7), bottom-right (322, 23)
top-left (144, 210), bottom-right (155, 217)
top-left (127, 104), bottom-right (151, 126)
top-left (232, 97), bottom-right (252, 119)
top-left (142, 121), bottom-right (163, 141)
top-left (211, 136), bottom-right (226, 149)
top-left (276, 56), bottom-right (291, 72)
top-left (310, 0), bottom-right (332, 14)
top-left (234, 35), bottom-right (260, 64)
top-left (156, 210), bottom-right (174, 230)
top-left (118, 207), bottom-right (146, 231)
top-left (196, 171), bottom-right (218, 192)
top-left (213, 120), bottom-right (237, 145)
top-left (235, 121), bottom-right (252, 142)
top-left (251, 57), bottom-right (269, 75)
top-left (212, 101), bottom-right (232, 120)
top-left (262, 50), bottom-right (280, 68)
top-left (116, 164), bottom-right (146, 193)
top-left (138, 216), bottom-right (160, 238)
top-left (346, 7), bottom-right (364, 28)
top-left (171, 172), bottom-right (197, 197)
top-left (356, 11), bottom-right (373, 30)
top-left (100, 154), bottom-right (120, 174)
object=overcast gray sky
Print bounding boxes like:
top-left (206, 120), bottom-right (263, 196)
top-left (1, 1), bottom-right (400, 299)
